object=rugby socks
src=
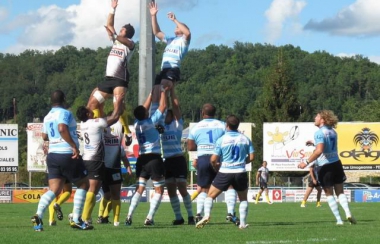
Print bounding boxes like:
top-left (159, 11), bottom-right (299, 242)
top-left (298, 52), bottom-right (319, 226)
top-left (120, 109), bottom-right (131, 135)
top-left (190, 191), bottom-right (199, 201)
top-left (36, 190), bottom-right (56, 219)
top-left (98, 197), bottom-right (111, 217)
top-left (255, 193), bottom-right (261, 204)
top-left (239, 201), bottom-right (248, 226)
top-left (81, 191), bottom-right (95, 222)
top-left (92, 109), bottom-right (100, 119)
top-left (127, 192), bottom-right (141, 217)
top-left (265, 194), bottom-right (271, 203)
top-left (56, 190), bottom-right (71, 205)
top-left (326, 195), bottom-right (342, 222)
top-left (48, 201), bottom-right (56, 223)
top-left (196, 192), bottom-right (207, 216)
top-left (170, 196), bottom-right (182, 220)
top-left (182, 194), bottom-right (194, 217)
top-left (203, 197), bottom-right (213, 218)
top-left (147, 193), bottom-right (163, 220)
top-left (72, 188), bottom-right (87, 223)
top-left (338, 194), bottom-right (352, 218)
top-left (112, 199), bottom-right (121, 223)
top-left (225, 189), bottom-right (237, 215)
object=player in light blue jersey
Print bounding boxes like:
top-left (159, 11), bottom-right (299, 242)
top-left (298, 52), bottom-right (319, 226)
top-left (196, 115), bottom-right (254, 230)
top-left (188, 104), bottom-right (238, 224)
top-left (298, 110), bottom-right (356, 225)
top-left (125, 87), bottom-right (169, 226)
top-left (31, 90), bottom-right (91, 231)
top-left (148, 2), bottom-right (191, 126)
top-left (162, 86), bottom-right (195, 225)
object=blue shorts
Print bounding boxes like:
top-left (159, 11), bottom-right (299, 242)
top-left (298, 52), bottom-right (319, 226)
top-left (47, 153), bottom-right (87, 184)
top-left (196, 155), bottom-right (216, 188)
top-left (212, 172), bottom-right (248, 192)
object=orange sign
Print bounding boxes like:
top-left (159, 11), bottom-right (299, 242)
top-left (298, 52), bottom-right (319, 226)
top-left (13, 189), bottom-right (47, 203)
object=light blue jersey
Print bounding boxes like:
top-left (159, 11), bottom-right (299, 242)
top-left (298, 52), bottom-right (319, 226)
top-left (314, 126), bottom-right (340, 166)
top-left (42, 107), bottom-right (79, 154)
top-left (161, 35), bottom-right (190, 69)
top-left (162, 118), bottom-right (183, 158)
top-left (214, 131), bottom-right (254, 173)
top-left (134, 110), bottom-right (164, 155)
top-left (188, 119), bottom-right (225, 157)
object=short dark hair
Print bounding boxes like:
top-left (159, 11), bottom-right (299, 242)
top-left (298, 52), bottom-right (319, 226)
top-left (51, 90), bottom-right (65, 104)
top-left (202, 103), bottom-right (216, 117)
top-left (134, 105), bottom-right (146, 120)
top-left (76, 106), bottom-right (89, 122)
top-left (123, 24), bottom-right (135, 39)
top-left (226, 115), bottom-right (240, 130)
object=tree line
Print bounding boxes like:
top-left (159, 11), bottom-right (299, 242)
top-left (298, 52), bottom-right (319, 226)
top-left (1, 41), bottom-right (379, 185)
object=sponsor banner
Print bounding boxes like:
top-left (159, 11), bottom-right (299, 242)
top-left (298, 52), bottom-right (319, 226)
top-left (13, 189), bottom-right (47, 203)
top-left (284, 189), bottom-right (351, 202)
top-left (264, 122), bottom-right (380, 171)
top-left (0, 124), bottom-right (18, 172)
top-left (248, 189), bottom-right (283, 203)
top-left (123, 126), bottom-right (139, 174)
top-left (121, 187), bottom-right (147, 203)
top-left (354, 190), bottom-right (380, 202)
top-left (26, 123), bottom-right (48, 172)
top-left (0, 189), bottom-right (12, 202)
top-left (188, 122), bottom-right (254, 172)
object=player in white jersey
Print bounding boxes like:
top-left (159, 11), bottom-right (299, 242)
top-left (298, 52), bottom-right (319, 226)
top-left (87, 0), bottom-right (135, 146)
top-left (254, 161), bottom-right (272, 204)
top-left (148, 2), bottom-right (191, 126)
top-left (31, 90), bottom-right (91, 231)
top-left (298, 110), bottom-right (356, 225)
top-left (196, 115), bottom-right (254, 230)
top-left (162, 86), bottom-right (195, 225)
top-left (125, 87), bottom-right (169, 226)
top-left (76, 94), bottom-right (124, 225)
top-left (97, 120), bottom-right (132, 226)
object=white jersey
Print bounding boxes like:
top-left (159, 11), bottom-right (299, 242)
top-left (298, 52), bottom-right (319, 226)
top-left (80, 118), bottom-right (108, 161)
top-left (106, 40), bottom-right (134, 81)
top-left (103, 121), bottom-right (123, 169)
top-left (258, 167), bottom-right (269, 183)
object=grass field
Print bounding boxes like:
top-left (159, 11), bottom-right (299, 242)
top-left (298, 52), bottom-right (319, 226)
top-left (0, 202), bottom-right (378, 244)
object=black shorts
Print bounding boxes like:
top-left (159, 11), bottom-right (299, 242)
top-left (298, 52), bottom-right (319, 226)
top-left (98, 76), bottom-right (128, 94)
top-left (154, 68), bottom-right (180, 84)
top-left (317, 160), bottom-right (346, 188)
top-left (136, 154), bottom-right (164, 180)
top-left (212, 172), bottom-right (248, 192)
top-left (259, 182), bottom-right (268, 190)
top-left (196, 155), bottom-right (217, 188)
top-left (84, 160), bottom-right (105, 181)
top-left (164, 155), bottom-right (187, 179)
top-left (102, 168), bottom-right (123, 193)
top-left (47, 153), bottom-right (87, 183)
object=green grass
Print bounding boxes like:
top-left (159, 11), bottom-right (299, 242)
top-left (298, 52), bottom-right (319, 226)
top-left (0, 202), bottom-right (379, 244)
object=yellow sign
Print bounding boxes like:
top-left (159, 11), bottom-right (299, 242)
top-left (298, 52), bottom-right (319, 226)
top-left (13, 190), bottom-right (47, 203)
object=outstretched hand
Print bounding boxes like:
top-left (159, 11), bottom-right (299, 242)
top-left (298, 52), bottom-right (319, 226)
top-left (149, 1), bottom-right (158, 16)
top-left (167, 12), bottom-right (176, 21)
top-left (111, 0), bottom-right (118, 9)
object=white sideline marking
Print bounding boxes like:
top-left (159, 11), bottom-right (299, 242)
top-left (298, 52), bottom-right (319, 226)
top-left (246, 238), bottom-right (337, 244)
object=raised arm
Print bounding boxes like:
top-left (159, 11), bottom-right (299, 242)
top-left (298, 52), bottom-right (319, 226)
top-left (106, 0), bottom-right (118, 35)
top-left (167, 12), bottom-right (191, 41)
top-left (106, 95), bottom-right (124, 126)
top-left (149, 1), bottom-right (165, 41)
top-left (170, 86), bottom-right (181, 119)
top-left (157, 87), bottom-right (168, 113)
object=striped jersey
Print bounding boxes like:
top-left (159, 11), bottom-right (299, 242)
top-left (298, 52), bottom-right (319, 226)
top-left (162, 118), bottom-right (183, 158)
top-left (103, 121), bottom-right (123, 169)
top-left (106, 40), bottom-right (134, 81)
top-left (161, 35), bottom-right (190, 70)
top-left (134, 110), bottom-right (164, 155)
top-left (188, 119), bottom-right (225, 157)
top-left (213, 131), bottom-right (254, 173)
top-left (314, 125), bottom-right (340, 166)
top-left (42, 107), bottom-right (79, 154)
top-left (258, 167), bottom-right (269, 183)
top-left (80, 118), bottom-right (107, 161)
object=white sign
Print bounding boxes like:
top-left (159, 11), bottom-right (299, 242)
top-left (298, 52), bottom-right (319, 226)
top-left (27, 123), bottom-right (48, 172)
top-left (263, 122), bottom-right (318, 171)
top-left (0, 124), bottom-right (18, 172)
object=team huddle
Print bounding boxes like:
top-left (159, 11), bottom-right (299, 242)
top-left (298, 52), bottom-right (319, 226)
top-left (31, 0), bottom-right (356, 232)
